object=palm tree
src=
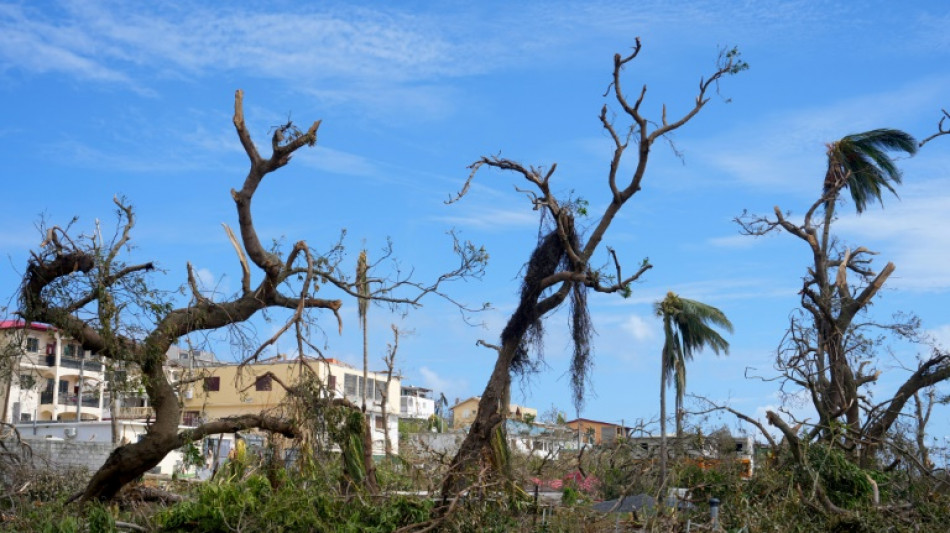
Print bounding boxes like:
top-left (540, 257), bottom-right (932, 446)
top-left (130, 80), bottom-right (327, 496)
top-left (655, 291), bottom-right (732, 485)
top-left (816, 129), bottom-right (916, 441)
top-left (821, 129), bottom-right (917, 255)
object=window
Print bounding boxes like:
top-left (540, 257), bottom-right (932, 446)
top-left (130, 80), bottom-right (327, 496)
top-left (344, 374), bottom-right (358, 397)
top-left (203, 376), bottom-right (220, 392)
top-left (182, 411), bottom-right (200, 426)
top-left (255, 375), bottom-right (272, 392)
top-left (179, 351), bottom-right (189, 360)
top-left (343, 374), bottom-right (385, 402)
top-left (375, 416), bottom-right (385, 430)
top-left (19, 413), bottom-right (31, 422)
top-left (18, 374), bottom-right (35, 390)
top-left (327, 374), bottom-right (337, 392)
top-left (26, 337), bottom-right (39, 353)
top-left (45, 343), bottom-right (55, 356)
top-left (64, 344), bottom-right (75, 357)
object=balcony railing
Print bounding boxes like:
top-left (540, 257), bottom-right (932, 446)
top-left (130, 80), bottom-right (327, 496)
top-left (116, 406), bottom-right (154, 419)
top-left (39, 391), bottom-right (101, 408)
top-left (43, 355), bottom-right (104, 372)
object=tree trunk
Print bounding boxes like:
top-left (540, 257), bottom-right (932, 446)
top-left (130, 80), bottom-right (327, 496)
top-left (674, 392), bottom-right (683, 439)
top-left (659, 368), bottom-right (668, 490)
top-left (110, 389), bottom-right (120, 445)
top-left (441, 339), bottom-right (516, 499)
top-left (82, 355), bottom-right (180, 500)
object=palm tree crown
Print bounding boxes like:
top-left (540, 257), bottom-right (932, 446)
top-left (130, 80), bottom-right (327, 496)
top-left (657, 291), bottom-right (733, 394)
top-left (823, 129), bottom-right (917, 214)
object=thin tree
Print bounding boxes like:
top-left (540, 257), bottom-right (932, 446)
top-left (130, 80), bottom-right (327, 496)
top-left (355, 249), bottom-right (379, 489)
top-left (655, 291), bottom-right (731, 484)
top-left (441, 41), bottom-right (747, 498)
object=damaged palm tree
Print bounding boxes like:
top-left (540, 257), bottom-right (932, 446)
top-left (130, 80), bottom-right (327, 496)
top-left (441, 40), bottom-right (747, 499)
top-left (17, 91), bottom-right (487, 501)
top-left (739, 128), bottom-right (950, 514)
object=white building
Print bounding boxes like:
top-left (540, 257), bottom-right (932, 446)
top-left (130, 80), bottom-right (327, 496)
top-left (400, 385), bottom-right (436, 420)
top-left (1, 320), bottom-right (107, 423)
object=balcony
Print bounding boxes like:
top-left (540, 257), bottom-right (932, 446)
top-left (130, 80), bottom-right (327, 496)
top-left (44, 355), bottom-right (104, 372)
top-left (116, 406), bottom-right (154, 420)
top-left (40, 391), bottom-right (101, 407)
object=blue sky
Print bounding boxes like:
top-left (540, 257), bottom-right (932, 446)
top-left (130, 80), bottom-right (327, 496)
top-left (1, 1), bottom-right (948, 448)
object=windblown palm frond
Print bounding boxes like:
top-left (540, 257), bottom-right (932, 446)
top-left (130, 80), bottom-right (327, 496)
top-left (824, 129), bottom-right (918, 213)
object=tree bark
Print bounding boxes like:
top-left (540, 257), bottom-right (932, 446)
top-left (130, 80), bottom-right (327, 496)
top-left (660, 366), bottom-right (668, 489)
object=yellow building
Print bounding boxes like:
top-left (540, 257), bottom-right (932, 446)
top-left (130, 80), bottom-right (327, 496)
top-left (565, 418), bottom-right (630, 446)
top-left (0, 320), bottom-right (106, 422)
top-left (180, 356), bottom-right (401, 455)
top-left (450, 396), bottom-right (537, 428)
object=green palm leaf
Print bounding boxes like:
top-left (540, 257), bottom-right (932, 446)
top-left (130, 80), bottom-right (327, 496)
top-left (824, 129), bottom-right (917, 213)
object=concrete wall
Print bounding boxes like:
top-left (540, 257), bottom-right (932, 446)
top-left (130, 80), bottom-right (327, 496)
top-left (14, 421), bottom-right (186, 475)
top-left (19, 437), bottom-right (114, 472)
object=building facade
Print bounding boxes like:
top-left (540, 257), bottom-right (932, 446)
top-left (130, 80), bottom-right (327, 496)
top-left (180, 356), bottom-right (401, 455)
top-left (565, 418), bottom-right (631, 446)
top-left (400, 385), bottom-right (435, 420)
top-left (450, 396), bottom-right (537, 428)
top-left (0, 320), bottom-right (106, 423)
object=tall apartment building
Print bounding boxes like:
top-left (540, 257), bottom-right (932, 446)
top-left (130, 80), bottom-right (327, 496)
top-left (0, 320), bottom-right (106, 423)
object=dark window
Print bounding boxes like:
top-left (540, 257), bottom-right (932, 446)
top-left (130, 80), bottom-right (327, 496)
top-left (344, 374), bottom-right (358, 397)
top-left (328, 374), bottom-right (337, 392)
top-left (203, 376), bottom-right (220, 392)
top-left (64, 344), bottom-right (75, 357)
top-left (46, 343), bottom-right (55, 356)
top-left (255, 375), bottom-right (272, 392)
top-left (375, 416), bottom-right (385, 430)
top-left (182, 411), bottom-right (200, 426)
top-left (18, 374), bottom-right (35, 389)
top-left (26, 337), bottom-right (39, 353)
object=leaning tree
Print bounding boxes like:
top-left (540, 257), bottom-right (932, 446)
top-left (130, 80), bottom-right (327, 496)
top-left (740, 128), bottom-right (950, 473)
top-left (441, 40), bottom-right (747, 497)
top-left (17, 90), bottom-right (486, 501)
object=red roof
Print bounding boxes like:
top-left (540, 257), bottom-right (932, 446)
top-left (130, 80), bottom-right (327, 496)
top-left (0, 320), bottom-right (53, 332)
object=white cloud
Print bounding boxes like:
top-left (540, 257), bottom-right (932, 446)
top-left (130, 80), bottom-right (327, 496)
top-left (418, 366), bottom-right (467, 398)
top-left (433, 207), bottom-right (540, 231)
top-left (297, 146), bottom-right (378, 178)
top-left (194, 267), bottom-right (231, 300)
top-left (699, 76), bottom-right (950, 193)
top-left (834, 177), bottom-right (950, 291)
top-left (930, 324), bottom-right (950, 350)
top-left (622, 314), bottom-right (657, 342)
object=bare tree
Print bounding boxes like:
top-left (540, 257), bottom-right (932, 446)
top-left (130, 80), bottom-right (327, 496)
top-left (913, 387), bottom-right (936, 471)
top-left (919, 108), bottom-right (949, 147)
top-left (738, 129), bottom-right (950, 469)
top-left (440, 41), bottom-right (747, 498)
top-left (380, 324), bottom-right (400, 458)
top-left (16, 90), bottom-right (486, 501)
